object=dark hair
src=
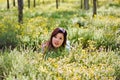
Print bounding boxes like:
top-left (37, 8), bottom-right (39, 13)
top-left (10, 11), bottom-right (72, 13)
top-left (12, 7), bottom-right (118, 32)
top-left (48, 27), bottom-right (67, 50)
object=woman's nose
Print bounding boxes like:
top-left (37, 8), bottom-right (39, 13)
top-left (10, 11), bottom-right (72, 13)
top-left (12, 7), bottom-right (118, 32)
top-left (55, 38), bottom-right (59, 42)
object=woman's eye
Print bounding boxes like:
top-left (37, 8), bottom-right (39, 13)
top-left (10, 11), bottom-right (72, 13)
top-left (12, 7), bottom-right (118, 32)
top-left (60, 38), bottom-right (62, 40)
top-left (54, 36), bottom-right (57, 38)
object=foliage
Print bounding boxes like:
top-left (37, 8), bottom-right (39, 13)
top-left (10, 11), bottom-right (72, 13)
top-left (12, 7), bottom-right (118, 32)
top-left (0, 47), bottom-right (120, 80)
top-left (0, 0), bottom-right (120, 79)
top-left (0, 16), bottom-right (19, 49)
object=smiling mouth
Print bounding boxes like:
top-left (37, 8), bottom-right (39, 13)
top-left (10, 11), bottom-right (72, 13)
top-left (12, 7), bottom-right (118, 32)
top-left (55, 42), bottom-right (59, 45)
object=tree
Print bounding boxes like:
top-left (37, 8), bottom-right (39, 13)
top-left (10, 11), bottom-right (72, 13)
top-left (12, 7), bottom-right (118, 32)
top-left (56, 0), bottom-right (59, 9)
top-left (58, 0), bottom-right (60, 6)
top-left (43, 0), bottom-right (44, 4)
top-left (84, 0), bottom-right (89, 10)
top-left (13, 0), bottom-right (16, 6)
top-left (18, 0), bottom-right (23, 23)
top-left (80, 0), bottom-right (83, 9)
top-left (93, 0), bottom-right (97, 17)
top-left (7, 0), bottom-right (10, 9)
top-left (33, 0), bottom-right (36, 7)
top-left (28, 0), bottom-right (30, 8)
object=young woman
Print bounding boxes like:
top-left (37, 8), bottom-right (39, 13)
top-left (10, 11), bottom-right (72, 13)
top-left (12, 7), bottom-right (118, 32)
top-left (41, 27), bottom-right (70, 59)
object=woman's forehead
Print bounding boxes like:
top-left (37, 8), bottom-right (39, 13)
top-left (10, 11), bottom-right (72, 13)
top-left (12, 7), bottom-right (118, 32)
top-left (55, 33), bottom-right (64, 37)
top-left (56, 33), bottom-right (64, 36)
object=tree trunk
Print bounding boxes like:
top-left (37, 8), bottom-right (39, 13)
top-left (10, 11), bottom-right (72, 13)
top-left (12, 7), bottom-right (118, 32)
top-left (97, 0), bottom-right (99, 7)
top-left (33, 0), bottom-right (36, 7)
top-left (18, 0), bottom-right (23, 23)
top-left (93, 0), bottom-right (97, 17)
top-left (56, 0), bottom-right (58, 9)
top-left (80, 0), bottom-right (83, 9)
top-left (43, 0), bottom-right (44, 4)
top-left (13, 0), bottom-right (15, 6)
top-left (28, 0), bottom-right (30, 8)
top-left (58, 0), bottom-right (60, 6)
top-left (7, 0), bottom-right (10, 9)
top-left (84, 0), bottom-right (89, 10)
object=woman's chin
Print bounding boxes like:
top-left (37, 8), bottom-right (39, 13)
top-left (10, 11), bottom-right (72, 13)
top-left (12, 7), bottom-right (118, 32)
top-left (53, 45), bottom-right (60, 48)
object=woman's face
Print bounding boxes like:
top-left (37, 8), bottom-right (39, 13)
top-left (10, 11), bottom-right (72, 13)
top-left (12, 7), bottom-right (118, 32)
top-left (52, 33), bottom-right (64, 48)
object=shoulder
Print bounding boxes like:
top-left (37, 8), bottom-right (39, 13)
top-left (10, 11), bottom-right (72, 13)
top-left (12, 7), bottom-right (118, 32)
top-left (65, 40), bottom-right (71, 51)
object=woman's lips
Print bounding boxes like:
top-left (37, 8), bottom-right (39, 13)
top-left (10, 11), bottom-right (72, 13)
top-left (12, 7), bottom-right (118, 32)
top-left (55, 42), bottom-right (59, 45)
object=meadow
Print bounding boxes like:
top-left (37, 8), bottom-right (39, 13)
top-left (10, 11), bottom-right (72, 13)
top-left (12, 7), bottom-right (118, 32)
top-left (0, 0), bottom-right (120, 80)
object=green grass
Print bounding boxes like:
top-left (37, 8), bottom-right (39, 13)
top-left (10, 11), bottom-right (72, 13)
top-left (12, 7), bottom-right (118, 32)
top-left (0, 48), bottom-right (120, 80)
top-left (0, 0), bottom-right (120, 80)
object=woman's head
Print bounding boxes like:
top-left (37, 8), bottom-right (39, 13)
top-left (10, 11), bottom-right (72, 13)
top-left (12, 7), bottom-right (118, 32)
top-left (49, 27), bottom-right (67, 48)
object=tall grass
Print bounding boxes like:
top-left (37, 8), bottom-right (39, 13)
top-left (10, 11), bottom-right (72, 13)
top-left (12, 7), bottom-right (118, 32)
top-left (0, 47), bottom-right (120, 80)
top-left (0, 0), bottom-right (120, 79)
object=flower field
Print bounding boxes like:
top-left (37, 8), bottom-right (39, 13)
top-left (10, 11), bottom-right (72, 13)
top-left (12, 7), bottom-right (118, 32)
top-left (0, 0), bottom-right (120, 80)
